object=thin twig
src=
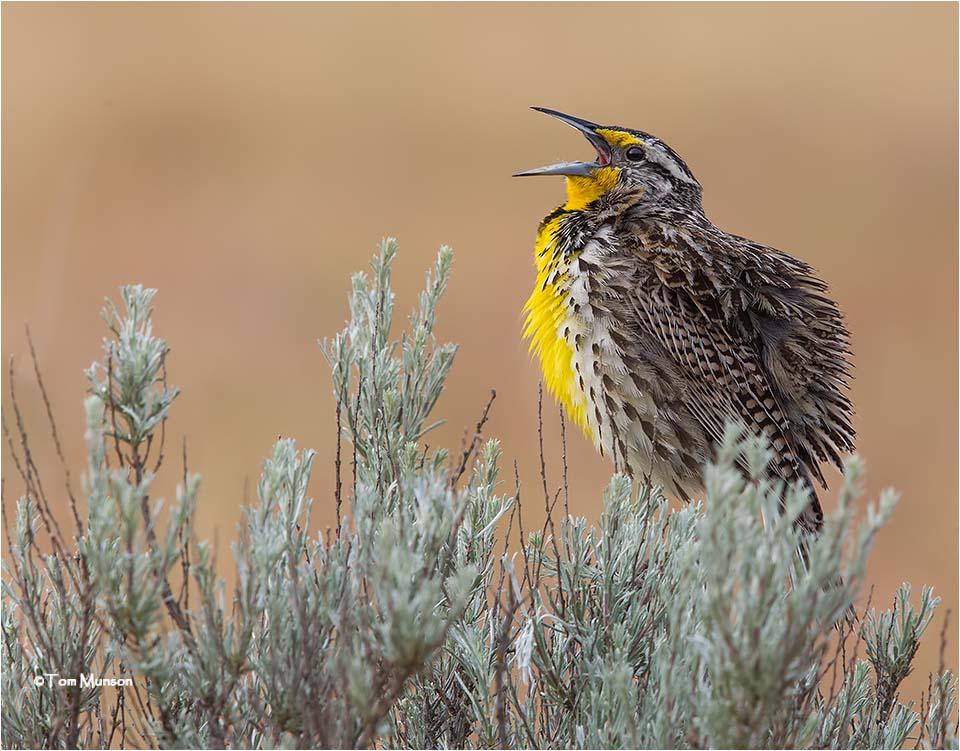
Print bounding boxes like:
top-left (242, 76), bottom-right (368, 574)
top-left (105, 353), bottom-right (126, 470)
top-left (178, 436), bottom-right (192, 615)
top-left (494, 585), bottom-right (519, 748)
top-left (352, 386), bottom-right (360, 505)
top-left (512, 460), bottom-right (532, 591)
top-left (450, 389), bottom-right (496, 487)
top-left (537, 384), bottom-right (565, 614)
top-left (6, 359), bottom-right (75, 575)
top-left (559, 405), bottom-right (570, 522)
top-left (151, 360), bottom-right (169, 475)
top-left (536, 383), bottom-right (550, 516)
top-left (935, 609), bottom-right (951, 746)
top-left (334, 384), bottom-right (344, 539)
top-left (25, 326), bottom-right (83, 536)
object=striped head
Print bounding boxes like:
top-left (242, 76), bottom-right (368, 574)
top-left (514, 107), bottom-right (703, 212)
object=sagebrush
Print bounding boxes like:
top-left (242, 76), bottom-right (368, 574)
top-left (2, 239), bottom-right (956, 749)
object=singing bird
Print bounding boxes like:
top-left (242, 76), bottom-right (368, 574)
top-left (516, 108), bottom-right (854, 533)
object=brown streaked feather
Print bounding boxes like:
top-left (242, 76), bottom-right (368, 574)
top-left (619, 215), bottom-right (855, 532)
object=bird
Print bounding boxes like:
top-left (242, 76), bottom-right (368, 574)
top-left (515, 107), bottom-right (855, 534)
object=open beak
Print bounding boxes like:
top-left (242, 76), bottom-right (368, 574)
top-left (513, 107), bottom-right (612, 178)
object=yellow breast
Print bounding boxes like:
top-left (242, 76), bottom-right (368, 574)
top-left (522, 213), bottom-right (592, 439)
top-left (522, 169), bottom-right (621, 441)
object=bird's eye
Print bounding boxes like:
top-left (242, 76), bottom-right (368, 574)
top-left (625, 146), bottom-right (645, 162)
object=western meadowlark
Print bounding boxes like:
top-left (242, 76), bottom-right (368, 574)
top-left (516, 107), bottom-right (854, 533)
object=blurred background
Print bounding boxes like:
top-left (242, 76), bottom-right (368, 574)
top-left (3, 3), bottom-right (957, 705)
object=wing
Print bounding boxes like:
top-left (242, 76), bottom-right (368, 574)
top-left (736, 241), bottom-right (856, 482)
top-left (630, 274), bottom-right (811, 484)
top-left (622, 225), bottom-right (854, 533)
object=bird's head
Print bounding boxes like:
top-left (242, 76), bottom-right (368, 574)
top-left (514, 107), bottom-right (702, 213)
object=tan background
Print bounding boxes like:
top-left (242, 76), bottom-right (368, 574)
top-left (4, 3), bottom-right (957, 709)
